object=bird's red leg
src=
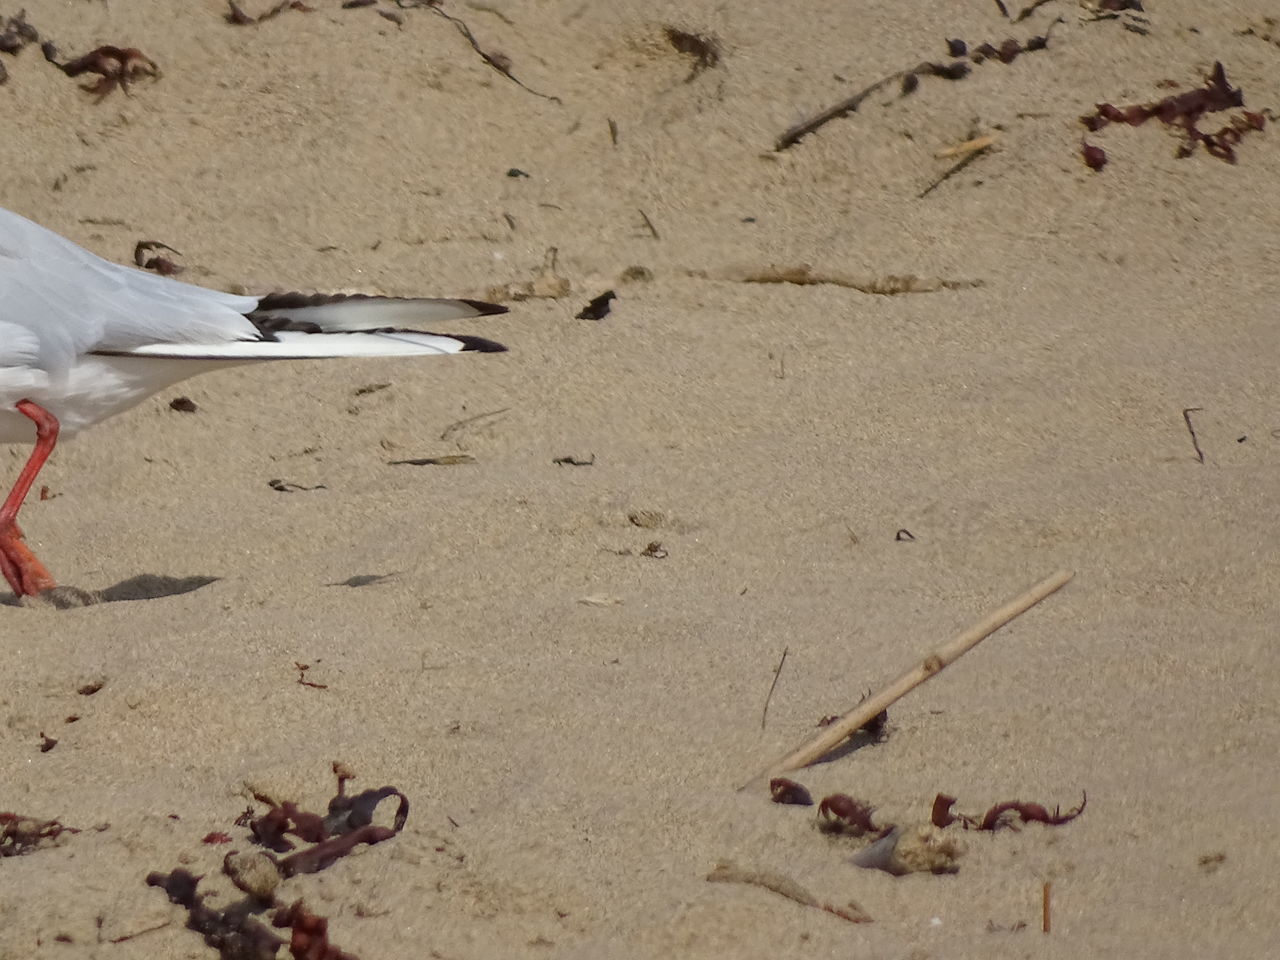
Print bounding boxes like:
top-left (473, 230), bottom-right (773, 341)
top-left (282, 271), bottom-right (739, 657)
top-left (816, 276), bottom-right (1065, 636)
top-left (0, 400), bottom-right (60, 596)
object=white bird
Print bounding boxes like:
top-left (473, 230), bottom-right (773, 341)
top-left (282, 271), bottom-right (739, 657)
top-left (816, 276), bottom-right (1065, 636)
top-left (0, 206), bottom-right (507, 598)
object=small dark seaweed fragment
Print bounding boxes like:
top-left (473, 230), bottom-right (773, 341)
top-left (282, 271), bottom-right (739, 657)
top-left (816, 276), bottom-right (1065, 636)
top-left (47, 45), bottom-right (159, 100)
top-left (930, 791), bottom-right (1087, 830)
top-left (1, 812), bottom-right (79, 856)
top-left (145, 868), bottom-right (285, 960)
top-left (272, 902), bottom-right (360, 960)
top-left (135, 240), bottom-right (184, 276)
top-left (664, 26), bottom-right (720, 82)
top-left (552, 454), bottom-right (595, 466)
top-left (575, 290), bottom-right (616, 320)
top-left (1081, 141), bottom-right (1107, 170)
top-left (1080, 62), bottom-right (1264, 163)
top-left (977, 792), bottom-right (1087, 831)
top-left (817, 794), bottom-right (885, 836)
top-left (945, 38), bottom-right (967, 57)
top-left (769, 778), bottom-right (814, 806)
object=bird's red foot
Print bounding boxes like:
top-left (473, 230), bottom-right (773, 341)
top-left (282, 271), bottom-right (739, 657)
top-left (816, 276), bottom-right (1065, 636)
top-left (0, 523), bottom-right (57, 596)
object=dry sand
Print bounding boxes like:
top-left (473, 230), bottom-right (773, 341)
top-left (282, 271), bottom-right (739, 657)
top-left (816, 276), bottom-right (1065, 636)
top-left (2, 0), bottom-right (1278, 957)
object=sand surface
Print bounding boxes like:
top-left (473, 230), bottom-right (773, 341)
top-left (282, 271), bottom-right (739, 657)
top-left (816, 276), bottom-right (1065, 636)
top-left (2, 1), bottom-right (1279, 957)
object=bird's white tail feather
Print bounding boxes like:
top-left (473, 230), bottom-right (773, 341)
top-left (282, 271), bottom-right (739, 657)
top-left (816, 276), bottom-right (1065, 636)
top-left (249, 292), bottom-right (507, 331)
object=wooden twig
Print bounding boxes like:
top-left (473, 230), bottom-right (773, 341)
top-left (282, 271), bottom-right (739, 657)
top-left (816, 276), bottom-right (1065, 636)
top-left (760, 646), bottom-right (789, 730)
top-left (1182, 407), bottom-right (1205, 464)
top-left (775, 71), bottom-right (904, 150)
top-left (706, 860), bottom-right (872, 924)
top-left (745, 570), bottom-right (1073, 785)
top-left (1042, 881), bottom-right (1052, 933)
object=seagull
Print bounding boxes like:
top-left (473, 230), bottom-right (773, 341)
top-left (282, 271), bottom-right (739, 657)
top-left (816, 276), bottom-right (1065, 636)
top-left (0, 206), bottom-right (507, 599)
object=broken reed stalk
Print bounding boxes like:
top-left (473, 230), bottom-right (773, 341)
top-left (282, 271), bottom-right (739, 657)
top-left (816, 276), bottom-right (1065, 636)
top-left (748, 569), bottom-right (1073, 785)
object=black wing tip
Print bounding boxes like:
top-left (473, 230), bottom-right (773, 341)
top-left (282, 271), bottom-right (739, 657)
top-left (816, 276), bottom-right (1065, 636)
top-left (460, 298), bottom-right (509, 316)
top-left (454, 334), bottom-right (508, 353)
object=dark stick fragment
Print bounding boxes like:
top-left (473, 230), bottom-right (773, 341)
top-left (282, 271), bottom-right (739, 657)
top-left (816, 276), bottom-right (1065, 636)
top-left (760, 645), bottom-right (789, 730)
top-left (575, 290), bottom-right (616, 320)
top-left (427, 3), bottom-right (561, 103)
top-left (552, 454), bottom-right (595, 466)
top-left (769, 777), bottom-right (814, 806)
top-left (342, 0), bottom-right (377, 7)
top-left (1182, 407), bottom-right (1206, 463)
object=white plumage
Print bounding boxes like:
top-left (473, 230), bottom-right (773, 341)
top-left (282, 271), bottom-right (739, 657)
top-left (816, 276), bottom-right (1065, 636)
top-left (0, 205), bottom-right (508, 597)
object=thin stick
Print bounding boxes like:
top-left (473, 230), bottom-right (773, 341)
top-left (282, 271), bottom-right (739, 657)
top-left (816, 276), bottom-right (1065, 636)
top-left (1182, 407), bottom-right (1205, 463)
top-left (760, 646), bottom-right (789, 730)
top-left (746, 569), bottom-right (1073, 785)
top-left (1042, 881), bottom-right (1052, 933)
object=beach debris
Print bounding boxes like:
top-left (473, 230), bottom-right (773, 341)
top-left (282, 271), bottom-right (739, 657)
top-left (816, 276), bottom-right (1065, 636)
top-left (707, 860), bottom-right (872, 924)
top-left (776, 24), bottom-right (1059, 150)
top-left (919, 129), bottom-right (997, 198)
top-left (1182, 407), bottom-right (1206, 464)
top-left (146, 868), bottom-right (287, 959)
top-left (575, 290), bottom-right (616, 320)
top-left (636, 209), bottom-right (661, 240)
top-left (1197, 852), bottom-right (1227, 873)
top-left (663, 26), bottom-right (721, 83)
top-left (326, 572), bottom-right (398, 588)
top-left (1, 811), bottom-right (79, 856)
top-left (931, 791), bottom-right (1087, 830)
top-left (760, 646), bottom-right (790, 731)
top-left (203, 831), bottom-right (234, 844)
top-left (294, 661), bottom-right (328, 690)
top-left (1081, 140), bottom-right (1108, 171)
top-left (134, 240), bottom-right (184, 276)
top-left (850, 823), bottom-right (965, 876)
top-left (169, 396), bottom-right (199, 413)
top-left (577, 594), bottom-right (623, 606)
top-left (0, 9), bottom-right (37, 83)
top-left (1081, 62), bottom-right (1267, 163)
top-left (993, 0), bottom-right (1058, 20)
top-left (769, 777), bottom-right (814, 806)
top-left (224, 0), bottom-right (314, 25)
top-left (268, 478), bottom-right (326, 492)
top-left (387, 454), bottom-right (476, 465)
top-left (487, 248), bottom-right (569, 302)
top-left (552, 454), bottom-right (595, 466)
top-left (423, 1), bottom-right (560, 103)
top-left (745, 570), bottom-right (1073, 785)
top-left (817, 794), bottom-right (886, 837)
top-left (694, 265), bottom-right (984, 295)
top-left (249, 764), bottom-right (409, 877)
top-left (45, 44), bottom-right (159, 100)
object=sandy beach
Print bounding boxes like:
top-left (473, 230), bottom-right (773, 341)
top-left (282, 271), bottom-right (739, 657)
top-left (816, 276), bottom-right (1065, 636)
top-left (2, 1), bottom-right (1278, 957)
